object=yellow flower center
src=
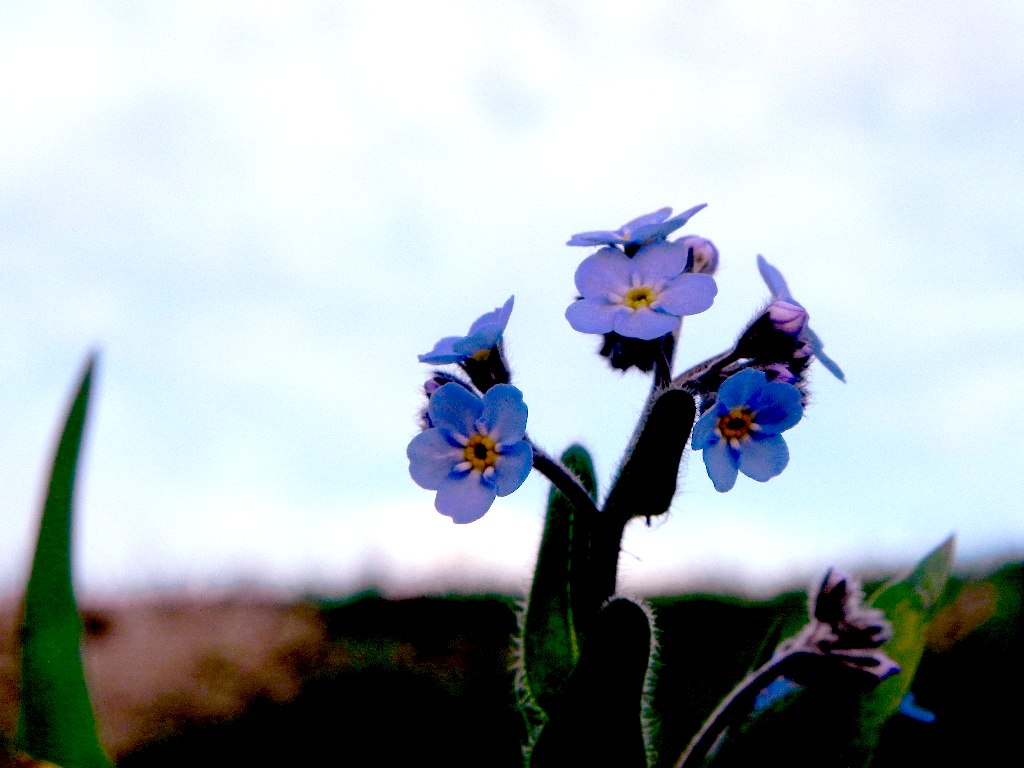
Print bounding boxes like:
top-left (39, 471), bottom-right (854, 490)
top-left (471, 348), bottom-right (491, 361)
top-left (717, 406), bottom-right (757, 442)
top-left (624, 286), bottom-right (657, 309)
top-left (463, 434), bottom-right (499, 472)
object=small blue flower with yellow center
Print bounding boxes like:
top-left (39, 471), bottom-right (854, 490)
top-left (407, 382), bottom-right (532, 523)
top-left (566, 242), bottom-right (717, 341)
top-left (567, 204), bottom-right (707, 249)
top-left (691, 368), bottom-right (804, 492)
top-left (419, 296), bottom-right (514, 364)
top-left (757, 255), bottom-right (845, 382)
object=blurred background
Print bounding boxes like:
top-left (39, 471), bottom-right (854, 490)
top-left (2, 0), bottom-right (1022, 598)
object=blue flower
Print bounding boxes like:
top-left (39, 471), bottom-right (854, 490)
top-left (419, 296), bottom-right (514, 364)
top-left (565, 242), bottom-right (717, 341)
top-left (691, 368), bottom-right (804, 492)
top-left (567, 204), bottom-right (707, 249)
top-left (757, 256), bottom-right (845, 382)
top-left (407, 382), bottom-right (532, 523)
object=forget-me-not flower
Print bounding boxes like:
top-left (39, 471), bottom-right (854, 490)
top-left (419, 296), bottom-right (514, 364)
top-left (567, 204), bottom-right (707, 250)
top-left (407, 382), bottom-right (532, 524)
top-left (757, 256), bottom-right (845, 381)
top-left (691, 368), bottom-right (803, 492)
top-left (566, 243), bottom-right (717, 341)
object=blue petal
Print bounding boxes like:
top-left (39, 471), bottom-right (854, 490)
top-left (480, 384), bottom-right (528, 442)
top-left (565, 298), bottom-right (623, 334)
top-left (690, 407), bottom-right (721, 450)
top-left (738, 434), bottom-right (789, 482)
top-left (567, 206), bottom-right (707, 247)
top-left (435, 471), bottom-right (497, 524)
top-left (567, 231), bottom-right (618, 247)
top-left (407, 429), bottom-right (462, 489)
top-left (754, 677), bottom-right (802, 712)
top-left (493, 440), bottom-right (533, 496)
top-left (427, 383), bottom-right (483, 438)
top-left (453, 327), bottom-right (501, 357)
top-left (613, 307), bottom-right (680, 340)
top-left (716, 368), bottom-right (767, 409)
top-left (574, 247), bottom-right (631, 297)
top-left (467, 295), bottom-right (514, 335)
top-left (703, 439), bottom-right (739, 492)
top-left (750, 380), bottom-right (804, 434)
top-left (630, 202), bottom-right (706, 243)
top-left (805, 326), bottom-right (846, 382)
top-left (657, 272), bottom-right (718, 316)
top-left (898, 694), bottom-right (936, 723)
top-left (632, 241), bottom-right (688, 283)
top-left (619, 206), bottom-right (673, 234)
top-left (757, 254), bottom-right (795, 301)
top-left (567, 208), bottom-right (674, 246)
top-left (418, 336), bottom-right (463, 364)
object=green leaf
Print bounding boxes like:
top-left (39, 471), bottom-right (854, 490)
top-left (794, 535), bottom-right (957, 767)
top-left (528, 599), bottom-right (651, 768)
top-left (523, 444), bottom-right (596, 711)
top-left (17, 355), bottom-right (112, 768)
top-left (863, 535), bottom-right (956, 724)
top-left (603, 387), bottom-right (696, 522)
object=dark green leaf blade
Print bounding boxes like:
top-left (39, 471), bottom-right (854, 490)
top-left (528, 598), bottom-right (651, 768)
top-left (17, 355), bottom-right (111, 768)
top-left (860, 536), bottom-right (956, 724)
top-left (523, 444), bottom-right (596, 710)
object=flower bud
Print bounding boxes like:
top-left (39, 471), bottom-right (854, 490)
top-left (767, 299), bottom-right (808, 335)
top-left (678, 235), bottom-right (719, 275)
top-left (776, 569), bottom-right (900, 683)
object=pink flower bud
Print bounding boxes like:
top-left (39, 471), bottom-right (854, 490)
top-left (767, 299), bottom-right (808, 335)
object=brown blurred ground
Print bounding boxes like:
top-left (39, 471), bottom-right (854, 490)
top-left (0, 596), bottom-right (327, 761)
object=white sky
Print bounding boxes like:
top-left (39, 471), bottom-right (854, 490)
top-left (2, 1), bottom-right (1022, 597)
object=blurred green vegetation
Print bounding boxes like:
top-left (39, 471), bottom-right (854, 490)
top-left (114, 562), bottom-right (1020, 768)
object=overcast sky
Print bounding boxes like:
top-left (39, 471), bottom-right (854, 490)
top-left (2, 1), bottom-right (1022, 597)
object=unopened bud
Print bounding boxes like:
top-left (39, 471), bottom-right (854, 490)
top-left (767, 299), bottom-right (808, 336)
top-left (679, 235), bottom-right (719, 275)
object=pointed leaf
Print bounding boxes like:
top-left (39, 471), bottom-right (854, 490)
top-left (604, 387), bottom-right (696, 522)
top-left (523, 445), bottom-right (596, 711)
top-left (17, 355), bottom-right (111, 768)
top-left (857, 536), bottom-right (956, 732)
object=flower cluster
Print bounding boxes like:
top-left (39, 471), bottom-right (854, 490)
top-left (408, 203), bottom-right (841, 517)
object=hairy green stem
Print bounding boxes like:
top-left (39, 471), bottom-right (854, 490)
top-left (672, 348), bottom-right (741, 391)
top-left (530, 441), bottom-right (599, 518)
top-left (673, 655), bottom-right (789, 768)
